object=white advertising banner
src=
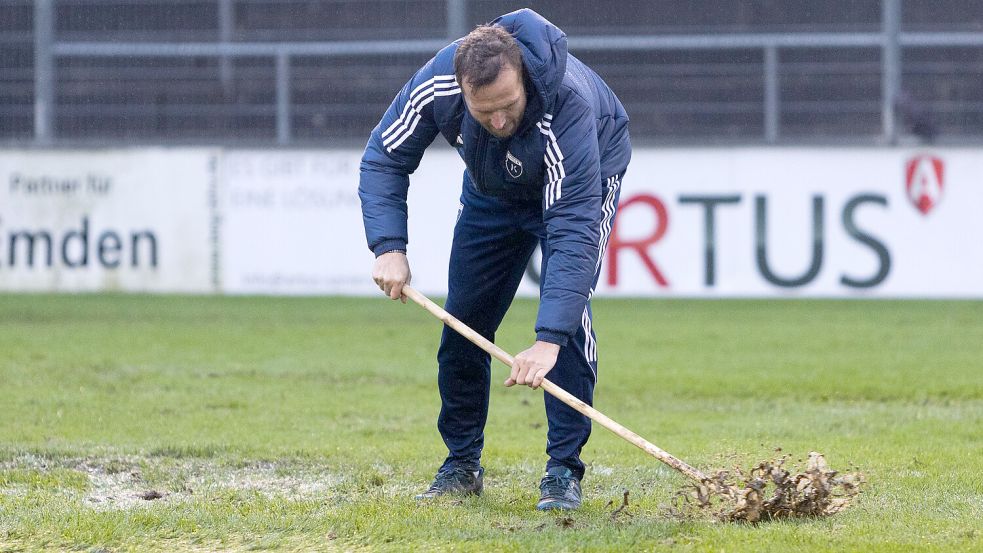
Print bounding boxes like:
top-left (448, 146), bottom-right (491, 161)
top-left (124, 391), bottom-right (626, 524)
top-left (219, 149), bottom-right (460, 296)
top-left (594, 148), bottom-right (983, 297)
top-left (0, 149), bottom-right (215, 293)
top-left (224, 147), bottom-right (979, 298)
top-left (3, 147), bottom-right (979, 297)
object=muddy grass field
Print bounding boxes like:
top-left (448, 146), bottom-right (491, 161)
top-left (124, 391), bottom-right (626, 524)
top-left (1, 295), bottom-right (981, 552)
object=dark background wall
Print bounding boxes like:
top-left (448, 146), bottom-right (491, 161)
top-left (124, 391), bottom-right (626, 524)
top-left (2, 0), bottom-right (981, 145)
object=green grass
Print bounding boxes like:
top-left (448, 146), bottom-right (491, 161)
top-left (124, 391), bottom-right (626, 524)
top-left (0, 294), bottom-right (981, 552)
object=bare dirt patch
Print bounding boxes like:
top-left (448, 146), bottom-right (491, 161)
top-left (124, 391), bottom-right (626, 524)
top-left (1, 454), bottom-right (343, 510)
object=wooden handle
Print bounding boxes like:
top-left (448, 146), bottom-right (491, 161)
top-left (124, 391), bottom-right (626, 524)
top-left (401, 285), bottom-right (708, 484)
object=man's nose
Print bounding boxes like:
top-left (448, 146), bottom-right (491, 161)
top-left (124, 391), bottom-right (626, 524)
top-left (490, 112), bottom-right (507, 130)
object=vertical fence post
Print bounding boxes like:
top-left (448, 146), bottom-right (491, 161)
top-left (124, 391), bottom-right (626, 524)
top-left (34, 0), bottom-right (54, 145)
top-left (764, 45), bottom-right (779, 144)
top-left (276, 50), bottom-right (291, 144)
top-left (447, 0), bottom-right (467, 39)
top-left (218, 0), bottom-right (234, 96)
top-left (881, 0), bottom-right (901, 144)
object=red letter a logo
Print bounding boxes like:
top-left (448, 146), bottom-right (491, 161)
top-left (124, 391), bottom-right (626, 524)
top-left (905, 155), bottom-right (944, 216)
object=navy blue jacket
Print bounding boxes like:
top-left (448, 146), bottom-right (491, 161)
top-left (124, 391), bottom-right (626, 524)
top-left (359, 9), bottom-right (631, 345)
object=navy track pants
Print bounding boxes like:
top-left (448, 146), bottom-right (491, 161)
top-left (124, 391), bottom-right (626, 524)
top-left (436, 173), bottom-right (623, 481)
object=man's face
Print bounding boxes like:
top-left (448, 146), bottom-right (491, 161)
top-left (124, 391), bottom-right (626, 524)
top-left (462, 62), bottom-right (527, 139)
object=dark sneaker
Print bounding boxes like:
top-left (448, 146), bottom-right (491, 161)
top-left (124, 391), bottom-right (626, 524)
top-left (537, 466), bottom-right (582, 511)
top-left (414, 466), bottom-right (484, 500)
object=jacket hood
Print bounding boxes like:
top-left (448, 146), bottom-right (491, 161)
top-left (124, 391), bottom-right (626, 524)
top-left (491, 9), bottom-right (567, 118)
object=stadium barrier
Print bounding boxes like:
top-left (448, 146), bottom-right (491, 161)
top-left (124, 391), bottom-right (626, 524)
top-left (1, 147), bottom-right (979, 297)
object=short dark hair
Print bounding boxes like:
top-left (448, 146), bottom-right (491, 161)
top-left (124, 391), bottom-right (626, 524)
top-left (454, 24), bottom-right (523, 90)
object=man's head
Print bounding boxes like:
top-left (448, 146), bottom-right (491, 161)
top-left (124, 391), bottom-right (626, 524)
top-left (454, 25), bottom-right (527, 139)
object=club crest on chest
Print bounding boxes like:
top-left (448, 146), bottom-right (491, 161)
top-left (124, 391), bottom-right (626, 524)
top-left (505, 150), bottom-right (524, 178)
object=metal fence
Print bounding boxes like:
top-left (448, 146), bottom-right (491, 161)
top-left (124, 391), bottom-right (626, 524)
top-left (2, 0), bottom-right (982, 146)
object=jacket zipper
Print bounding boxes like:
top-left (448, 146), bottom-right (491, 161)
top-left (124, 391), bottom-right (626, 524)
top-left (472, 130), bottom-right (488, 193)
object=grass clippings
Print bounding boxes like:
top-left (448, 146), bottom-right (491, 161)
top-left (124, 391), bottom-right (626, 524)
top-left (609, 490), bottom-right (631, 521)
top-left (674, 451), bottom-right (864, 523)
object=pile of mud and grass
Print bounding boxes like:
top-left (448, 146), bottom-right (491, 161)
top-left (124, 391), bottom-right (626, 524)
top-left (672, 451), bottom-right (864, 523)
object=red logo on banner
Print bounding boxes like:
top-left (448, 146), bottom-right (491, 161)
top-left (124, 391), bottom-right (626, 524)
top-left (905, 155), bottom-right (944, 216)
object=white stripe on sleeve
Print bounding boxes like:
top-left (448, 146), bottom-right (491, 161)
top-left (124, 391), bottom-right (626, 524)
top-left (382, 75), bottom-right (459, 153)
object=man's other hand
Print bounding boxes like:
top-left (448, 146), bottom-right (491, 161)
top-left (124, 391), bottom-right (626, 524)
top-left (505, 341), bottom-right (561, 389)
top-left (372, 251), bottom-right (411, 303)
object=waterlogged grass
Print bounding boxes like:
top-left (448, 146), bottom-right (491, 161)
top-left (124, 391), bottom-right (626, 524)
top-left (0, 294), bottom-right (981, 551)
